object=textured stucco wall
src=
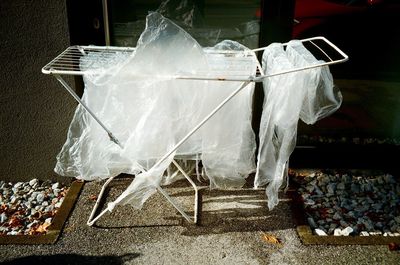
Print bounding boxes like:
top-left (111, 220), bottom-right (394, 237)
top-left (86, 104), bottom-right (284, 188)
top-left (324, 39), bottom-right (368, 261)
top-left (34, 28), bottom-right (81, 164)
top-left (0, 0), bottom-right (76, 182)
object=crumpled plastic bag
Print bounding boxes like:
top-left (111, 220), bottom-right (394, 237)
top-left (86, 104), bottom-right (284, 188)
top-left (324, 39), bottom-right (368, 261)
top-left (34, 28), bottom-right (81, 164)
top-left (55, 12), bottom-right (256, 209)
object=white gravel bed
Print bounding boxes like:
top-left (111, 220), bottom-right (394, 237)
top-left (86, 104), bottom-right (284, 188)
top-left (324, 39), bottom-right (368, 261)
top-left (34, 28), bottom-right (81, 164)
top-left (0, 179), bottom-right (68, 235)
top-left (294, 171), bottom-right (400, 236)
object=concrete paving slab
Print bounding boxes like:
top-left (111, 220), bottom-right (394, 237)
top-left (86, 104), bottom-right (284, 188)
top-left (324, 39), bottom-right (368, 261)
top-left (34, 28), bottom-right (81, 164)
top-left (0, 178), bottom-right (399, 264)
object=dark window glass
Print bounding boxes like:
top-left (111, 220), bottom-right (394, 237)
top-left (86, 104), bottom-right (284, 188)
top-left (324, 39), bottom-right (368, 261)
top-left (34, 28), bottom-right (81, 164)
top-left (109, 0), bottom-right (261, 48)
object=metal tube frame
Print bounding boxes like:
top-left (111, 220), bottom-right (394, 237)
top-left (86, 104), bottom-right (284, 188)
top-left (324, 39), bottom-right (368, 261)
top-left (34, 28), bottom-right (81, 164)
top-left (86, 159), bottom-right (199, 226)
top-left (44, 36), bottom-right (349, 226)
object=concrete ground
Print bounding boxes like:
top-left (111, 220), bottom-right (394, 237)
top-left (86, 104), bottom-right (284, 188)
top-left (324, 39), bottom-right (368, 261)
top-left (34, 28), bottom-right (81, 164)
top-left (0, 178), bottom-right (399, 265)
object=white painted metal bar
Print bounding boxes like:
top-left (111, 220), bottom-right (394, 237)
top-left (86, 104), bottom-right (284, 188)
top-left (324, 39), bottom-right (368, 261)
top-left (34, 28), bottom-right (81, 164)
top-left (87, 175), bottom-right (117, 226)
top-left (172, 159), bottom-right (199, 224)
top-left (156, 185), bottom-right (193, 223)
top-left (54, 74), bottom-right (123, 148)
top-left (86, 178), bottom-right (196, 226)
top-left (42, 37), bottom-right (348, 81)
top-left (86, 159), bottom-right (199, 226)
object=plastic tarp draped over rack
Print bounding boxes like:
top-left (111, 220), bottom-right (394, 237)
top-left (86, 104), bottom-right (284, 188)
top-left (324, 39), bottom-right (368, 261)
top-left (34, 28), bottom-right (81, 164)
top-left (55, 12), bottom-right (256, 209)
top-left (53, 12), bottom-right (343, 212)
top-left (255, 41), bottom-right (342, 210)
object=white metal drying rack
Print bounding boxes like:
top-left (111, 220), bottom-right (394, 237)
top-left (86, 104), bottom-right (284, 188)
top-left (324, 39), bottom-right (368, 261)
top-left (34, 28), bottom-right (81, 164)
top-left (42, 36), bottom-right (348, 226)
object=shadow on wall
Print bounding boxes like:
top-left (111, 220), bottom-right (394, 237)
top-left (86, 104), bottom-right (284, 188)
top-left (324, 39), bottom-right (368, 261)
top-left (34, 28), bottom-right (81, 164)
top-left (2, 253), bottom-right (140, 265)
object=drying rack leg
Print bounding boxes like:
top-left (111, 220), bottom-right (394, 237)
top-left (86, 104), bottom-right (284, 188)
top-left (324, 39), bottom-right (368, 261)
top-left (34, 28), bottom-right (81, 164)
top-left (155, 158), bottom-right (200, 223)
top-left (86, 159), bottom-right (199, 226)
top-left (171, 159), bottom-right (199, 224)
top-left (83, 81), bottom-right (251, 226)
top-left (87, 175), bottom-right (117, 226)
top-left (53, 74), bottom-right (123, 148)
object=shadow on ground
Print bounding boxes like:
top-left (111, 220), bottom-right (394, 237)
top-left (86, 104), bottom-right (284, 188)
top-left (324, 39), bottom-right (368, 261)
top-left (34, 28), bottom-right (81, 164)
top-left (178, 189), bottom-right (296, 236)
top-left (1, 253), bottom-right (140, 265)
top-left (84, 176), bottom-right (296, 236)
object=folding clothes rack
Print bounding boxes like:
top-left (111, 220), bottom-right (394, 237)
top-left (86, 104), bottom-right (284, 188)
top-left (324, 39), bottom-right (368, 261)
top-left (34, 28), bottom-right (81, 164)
top-left (42, 36), bottom-right (348, 226)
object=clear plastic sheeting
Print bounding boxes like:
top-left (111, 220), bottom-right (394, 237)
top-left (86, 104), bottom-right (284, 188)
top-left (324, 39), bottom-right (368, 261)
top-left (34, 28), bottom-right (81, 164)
top-left (287, 40), bottom-right (342, 125)
top-left (55, 12), bottom-right (256, 209)
top-left (255, 43), bottom-right (300, 210)
top-left (255, 41), bottom-right (342, 210)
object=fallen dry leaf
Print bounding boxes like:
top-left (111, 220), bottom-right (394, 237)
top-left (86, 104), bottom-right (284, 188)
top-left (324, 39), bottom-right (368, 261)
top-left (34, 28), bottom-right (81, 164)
top-left (0, 204), bottom-right (8, 213)
top-left (59, 188), bottom-right (69, 198)
top-left (89, 194), bottom-right (98, 201)
top-left (8, 216), bottom-right (23, 228)
top-left (33, 222), bottom-right (51, 234)
top-left (14, 210), bottom-right (26, 216)
top-left (28, 230), bottom-right (40, 236)
top-left (388, 242), bottom-right (399, 251)
top-left (48, 210), bottom-right (57, 218)
top-left (261, 232), bottom-right (283, 247)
